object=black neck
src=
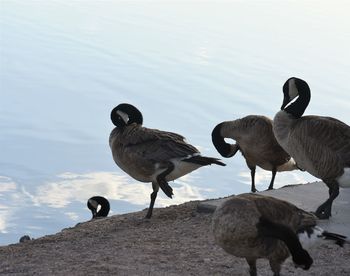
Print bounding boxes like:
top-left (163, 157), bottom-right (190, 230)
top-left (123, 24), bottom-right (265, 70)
top-left (98, 196), bottom-right (110, 217)
top-left (212, 123), bottom-right (237, 158)
top-left (257, 218), bottom-right (313, 271)
top-left (284, 88), bottom-right (311, 118)
top-left (129, 109), bottom-right (143, 125)
top-left (257, 217), bottom-right (304, 257)
top-left (97, 208), bottom-right (109, 217)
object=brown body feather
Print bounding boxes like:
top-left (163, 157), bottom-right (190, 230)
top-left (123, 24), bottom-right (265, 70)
top-left (212, 194), bottom-right (315, 275)
top-left (109, 103), bottom-right (225, 218)
top-left (109, 123), bottom-right (201, 182)
top-left (273, 77), bottom-right (350, 219)
top-left (219, 116), bottom-right (292, 170)
top-left (212, 115), bottom-right (297, 192)
top-left (275, 113), bottom-right (350, 179)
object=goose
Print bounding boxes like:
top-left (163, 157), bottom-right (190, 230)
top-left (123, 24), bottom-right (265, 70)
top-left (273, 77), bottom-right (350, 219)
top-left (19, 235), bottom-right (32, 243)
top-left (109, 103), bottom-right (225, 219)
top-left (212, 115), bottom-right (298, 192)
top-left (212, 193), bottom-right (347, 276)
top-left (87, 196), bottom-right (110, 219)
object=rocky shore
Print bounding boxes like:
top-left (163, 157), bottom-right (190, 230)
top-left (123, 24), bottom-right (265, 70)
top-left (0, 182), bottom-right (349, 276)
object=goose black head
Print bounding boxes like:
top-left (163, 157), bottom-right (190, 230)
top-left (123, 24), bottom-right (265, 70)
top-left (87, 196), bottom-right (110, 219)
top-left (19, 235), bottom-right (31, 243)
top-left (292, 248), bottom-right (313, 270)
top-left (212, 122), bottom-right (238, 158)
top-left (111, 103), bottom-right (143, 128)
top-left (281, 77), bottom-right (310, 110)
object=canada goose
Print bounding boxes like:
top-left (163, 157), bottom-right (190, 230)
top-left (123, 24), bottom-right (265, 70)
top-left (212, 193), bottom-right (347, 276)
top-left (212, 116), bottom-right (297, 192)
top-left (273, 77), bottom-right (350, 219)
top-left (87, 196), bottom-right (110, 219)
top-left (109, 103), bottom-right (225, 219)
top-left (19, 235), bottom-right (32, 243)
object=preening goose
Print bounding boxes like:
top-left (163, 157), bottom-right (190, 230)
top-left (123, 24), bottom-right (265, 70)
top-left (87, 196), bottom-right (110, 219)
top-left (212, 115), bottom-right (297, 192)
top-left (109, 103), bottom-right (225, 219)
top-left (273, 77), bottom-right (350, 219)
top-left (212, 193), bottom-right (347, 276)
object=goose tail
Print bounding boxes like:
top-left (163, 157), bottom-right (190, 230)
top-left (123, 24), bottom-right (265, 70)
top-left (184, 155), bottom-right (226, 166)
top-left (298, 226), bottom-right (348, 249)
top-left (322, 231), bottom-right (348, 247)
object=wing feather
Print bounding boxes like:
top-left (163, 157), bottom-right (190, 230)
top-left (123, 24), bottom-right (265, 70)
top-left (288, 116), bottom-right (350, 178)
top-left (116, 124), bottom-right (199, 163)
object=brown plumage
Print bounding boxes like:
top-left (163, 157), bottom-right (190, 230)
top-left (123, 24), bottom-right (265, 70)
top-left (212, 193), bottom-right (347, 276)
top-left (212, 115), bottom-right (297, 192)
top-left (273, 77), bottom-right (350, 219)
top-left (109, 103), bottom-right (225, 219)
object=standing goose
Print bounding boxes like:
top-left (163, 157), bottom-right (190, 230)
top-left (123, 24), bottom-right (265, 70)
top-left (212, 115), bottom-right (297, 192)
top-left (212, 193), bottom-right (347, 276)
top-left (273, 77), bottom-right (350, 219)
top-left (87, 196), bottom-right (110, 219)
top-left (109, 103), bottom-right (225, 219)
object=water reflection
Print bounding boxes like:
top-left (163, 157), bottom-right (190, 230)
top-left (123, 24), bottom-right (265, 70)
top-left (0, 171), bottom-right (207, 244)
top-left (0, 176), bottom-right (18, 234)
top-left (33, 171), bottom-right (206, 208)
top-left (1, 0), bottom-right (349, 245)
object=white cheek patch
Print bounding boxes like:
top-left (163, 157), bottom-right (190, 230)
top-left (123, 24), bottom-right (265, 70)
top-left (116, 110), bottom-right (129, 124)
top-left (288, 78), bottom-right (299, 100)
top-left (337, 168), bottom-right (350, 188)
top-left (298, 226), bottom-right (323, 249)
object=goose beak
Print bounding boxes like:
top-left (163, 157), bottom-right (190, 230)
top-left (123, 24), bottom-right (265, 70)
top-left (92, 210), bottom-right (97, 218)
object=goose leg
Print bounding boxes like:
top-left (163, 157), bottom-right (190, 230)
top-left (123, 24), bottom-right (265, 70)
top-left (246, 258), bottom-right (257, 276)
top-left (145, 163), bottom-right (175, 219)
top-left (315, 180), bottom-right (340, 219)
top-left (145, 182), bottom-right (159, 219)
top-left (267, 168), bottom-right (277, 190)
top-left (156, 162), bottom-right (175, 198)
top-left (249, 165), bottom-right (258, 193)
top-left (269, 259), bottom-right (282, 276)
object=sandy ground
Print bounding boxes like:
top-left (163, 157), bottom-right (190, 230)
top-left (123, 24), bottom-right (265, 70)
top-left (0, 197), bottom-right (349, 276)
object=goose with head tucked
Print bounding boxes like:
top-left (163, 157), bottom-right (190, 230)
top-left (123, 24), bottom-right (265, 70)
top-left (273, 77), bottom-right (350, 219)
top-left (212, 193), bottom-right (347, 276)
top-left (109, 103), bottom-right (225, 219)
top-left (212, 115), bottom-right (298, 192)
top-left (87, 196), bottom-right (110, 219)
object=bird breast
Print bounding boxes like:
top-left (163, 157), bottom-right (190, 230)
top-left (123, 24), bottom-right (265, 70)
top-left (273, 111), bottom-right (294, 152)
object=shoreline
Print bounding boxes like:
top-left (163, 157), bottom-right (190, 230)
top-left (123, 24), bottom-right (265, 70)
top-left (0, 182), bottom-right (349, 275)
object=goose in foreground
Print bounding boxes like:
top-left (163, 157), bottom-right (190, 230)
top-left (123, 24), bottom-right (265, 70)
top-left (273, 77), bottom-right (350, 219)
top-left (212, 193), bottom-right (347, 276)
top-left (212, 115), bottom-right (297, 192)
top-left (87, 196), bottom-right (110, 219)
top-left (109, 103), bottom-right (225, 219)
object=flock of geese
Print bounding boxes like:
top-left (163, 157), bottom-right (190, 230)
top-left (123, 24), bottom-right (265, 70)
top-left (88, 77), bottom-right (349, 275)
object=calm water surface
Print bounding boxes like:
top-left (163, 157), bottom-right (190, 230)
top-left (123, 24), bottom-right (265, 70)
top-left (1, 1), bottom-right (349, 245)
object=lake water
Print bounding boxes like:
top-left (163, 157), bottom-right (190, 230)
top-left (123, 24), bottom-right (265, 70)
top-left (1, 0), bottom-right (349, 245)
